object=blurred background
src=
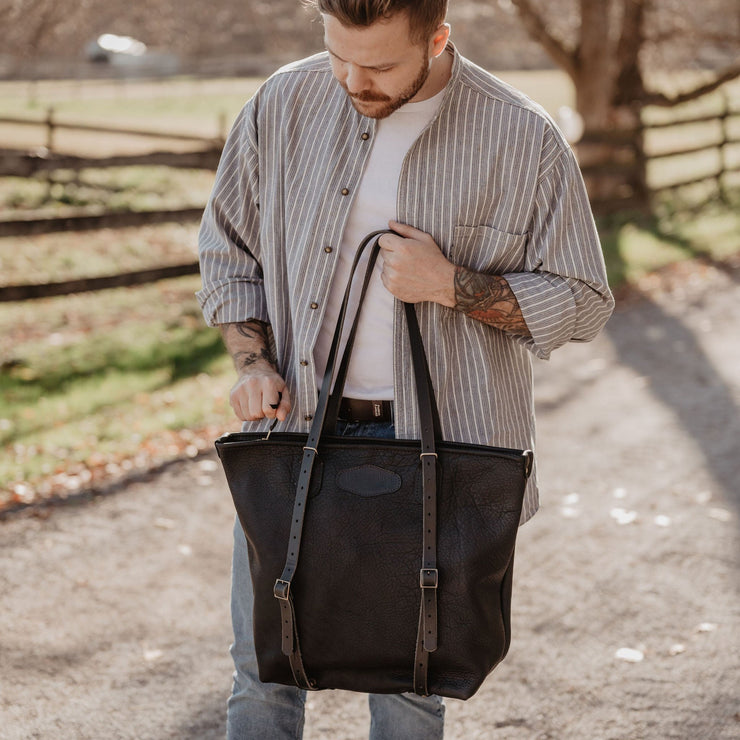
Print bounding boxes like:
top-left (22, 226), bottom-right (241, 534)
top-left (0, 0), bottom-right (738, 509)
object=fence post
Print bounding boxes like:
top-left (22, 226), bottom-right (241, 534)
top-left (45, 106), bottom-right (55, 151)
top-left (44, 106), bottom-right (57, 203)
top-left (218, 111), bottom-right (227, 142)
top-left (718, 91), bottom-right (730, 205)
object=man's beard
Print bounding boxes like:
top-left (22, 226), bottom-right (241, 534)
top-left (345, 53), bottom-right (431, 119)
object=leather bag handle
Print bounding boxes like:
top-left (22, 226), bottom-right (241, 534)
top-left (274, 230), bottom-right (441, 695)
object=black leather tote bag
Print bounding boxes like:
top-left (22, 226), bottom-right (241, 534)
top-left (215, 231), bottom-right (533, 700)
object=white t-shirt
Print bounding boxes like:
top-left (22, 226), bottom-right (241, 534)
top-left (313, 88), bottom-right (446, 399)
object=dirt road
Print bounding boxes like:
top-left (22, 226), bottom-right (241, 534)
top-left (1, 260), bottom-right (738, 739)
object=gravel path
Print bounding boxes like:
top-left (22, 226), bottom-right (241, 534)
top-left (1, 260), bottom-right (738, 740)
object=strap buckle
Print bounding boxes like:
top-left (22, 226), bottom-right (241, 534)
top-left (274, 579), bottom-right (291, 600)
top-left (420, 568), bottom-right (439, 589)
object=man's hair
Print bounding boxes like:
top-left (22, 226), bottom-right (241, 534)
top-left (304, 0), bottom-right (448, 44)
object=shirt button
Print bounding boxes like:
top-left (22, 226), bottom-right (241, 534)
top-left (300, 360), bottom-right (309, 366)
top-left (341, 188), bottom-right (349, 196)
top-left (305, 414), bottom-right (313, 421)
top-left (324, 246), bottom-right (333, 253)
top-left (310, 302), bottom-right (319, 309)
top-left (360, 132), bottom-right (369, 140)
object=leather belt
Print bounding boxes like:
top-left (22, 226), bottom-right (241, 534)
top-left (337, 397), bottom-right (394, 423)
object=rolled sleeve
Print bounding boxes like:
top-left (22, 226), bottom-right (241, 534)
top-left (506, 137), bottom-right (614, 359)
top-left (196, 277), bottom-right (269, 328)
top-left (504, 271), bottom-right (575, 359)
top-left (196, 102), bottom-right (265, 328)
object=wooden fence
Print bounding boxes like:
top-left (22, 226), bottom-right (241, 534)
top-left (580, 88), bottom-right (739, 214)
top-left (644, 93), bottom-right (739, 196)
top-left (0, 108), bottom-right (226, 149)
top-left (0, 112), bottom-right (216, 301)
top-left (1, 89), bottom-right (739, 301)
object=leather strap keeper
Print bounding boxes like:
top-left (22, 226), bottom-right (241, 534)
top-left (337, 397), bottom-right (394, 423)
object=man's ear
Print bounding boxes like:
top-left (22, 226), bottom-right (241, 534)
top-left (429, 23), bottom-right (451, 58)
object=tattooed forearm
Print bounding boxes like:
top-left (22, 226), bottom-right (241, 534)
top-left (220, 320), bottom-right (277, 374)
top-left (233, 320), bottom-right (268, 342)
top-left (233, 347), bottom-right (275, 371)
top-left (453, 267), bottom-right (531, 336)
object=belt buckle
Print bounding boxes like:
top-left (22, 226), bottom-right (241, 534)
top-left (372, 401), bottom-right (383, 418)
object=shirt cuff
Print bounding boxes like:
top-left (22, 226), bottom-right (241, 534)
top-left (503, 271), bottom-right (576, 360)
top-left (196, 279), bottom-right (269, 327)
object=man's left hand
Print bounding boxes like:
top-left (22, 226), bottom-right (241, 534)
top-left (378, 221), bottom-right (456, 306)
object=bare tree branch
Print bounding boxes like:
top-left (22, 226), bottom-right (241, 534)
top-left (644, 63), bottom-right (740, 106)
top-left (509, 0), bottom-right (578, 79)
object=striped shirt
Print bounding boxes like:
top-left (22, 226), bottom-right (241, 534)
top-left (197, 45), bottom-right (614, 523)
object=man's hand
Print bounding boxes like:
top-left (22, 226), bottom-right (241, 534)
top-left (379, 221), bottom-right (531, 337)
top-left (229, 369), bottom-right (290, 422)
top-left (220, 321), bottom-right (292, 422)
top-left (378, 221), bottom-right (456, 306)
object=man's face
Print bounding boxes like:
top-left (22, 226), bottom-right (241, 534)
top-left (323, 12), bottom-right (433, 119)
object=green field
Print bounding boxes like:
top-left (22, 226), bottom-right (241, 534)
top-left (1, 74), bottom-right (738, 511)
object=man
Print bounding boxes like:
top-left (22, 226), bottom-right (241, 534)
top-left (197, 1), bottom-right (614, 737)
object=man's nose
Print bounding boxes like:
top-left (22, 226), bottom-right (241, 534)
top-left (344, 65), bottom-right (369, 94)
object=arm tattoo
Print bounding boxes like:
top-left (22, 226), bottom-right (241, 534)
top-left (234, 320), bottom-right (268, 342)
top-left (221, 319), bottom-right (277, 371)
top-left (453, 267), bottom-right (531, 336)
top-left (233, 347), bottom-right (275, 370)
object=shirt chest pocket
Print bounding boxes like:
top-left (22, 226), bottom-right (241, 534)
top-left (451, 225), bottom-right (527, 275)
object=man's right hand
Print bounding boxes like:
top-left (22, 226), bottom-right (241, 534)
top-left (219, 320), bottom-right (292, 423)
top-left (229, 370), bottom-right (291, 422)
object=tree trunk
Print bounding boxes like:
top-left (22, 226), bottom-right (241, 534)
top-left (575, 95), bottom-right (647, 214)
top-left (573, 0), bottom-right (649, 213)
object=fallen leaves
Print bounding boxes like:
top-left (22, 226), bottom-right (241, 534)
top-left (615, 623), bottom-right (721, 665)
top-left (615, 647), bottom-right (644, 663)
top-left (1, 424), bottom-right (226, 513)
top-left (610, 507), bottom-right (638, 525)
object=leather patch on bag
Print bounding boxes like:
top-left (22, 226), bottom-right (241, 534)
top-left (337, 465), bottom-right (402, 497)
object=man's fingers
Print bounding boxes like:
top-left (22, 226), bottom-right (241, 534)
top-left (388, 220), bottom-right (425, 239)
top-left (262, 390), bottom-right (284, 419)
top-left (230, 375), bottom-right (288, 421)
top-left (276, 387), bottom-right (292, 422)
top-left (230, 387), bottom-right (254, 421)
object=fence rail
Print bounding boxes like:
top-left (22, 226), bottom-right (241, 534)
top-left (0, 206), bottom-right (205, 238)
top-left (0, 263), bottom-right (200, 302)
top-left (643, 92), bottom-right (739, 195)
top-left (0, 111), bottom-right (224, 146)
top-left (0, 146), bottom-right (223, 177)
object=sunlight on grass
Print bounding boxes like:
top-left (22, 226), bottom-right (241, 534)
top-left (0, 316), bottom-right (237, 492)
top-left (617, 225), bottom-right (691, 280)
top-left (597, 198), bottom-right (740, 284)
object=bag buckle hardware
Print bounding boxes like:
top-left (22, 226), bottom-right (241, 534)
top-left (420, 568), bottom-right (439, 589)
top-left (419, 452), bottom-right (438, 460)
top-left (274, 579), bottom-right (291, 600)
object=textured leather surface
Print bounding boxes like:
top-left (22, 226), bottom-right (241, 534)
top-left (216, 432), bottom-right (528, 700)
top-left (336, 464), bottom-right (402, 496)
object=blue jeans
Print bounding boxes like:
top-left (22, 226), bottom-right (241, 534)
top-left (226, 421), bottom-right (445, 739)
